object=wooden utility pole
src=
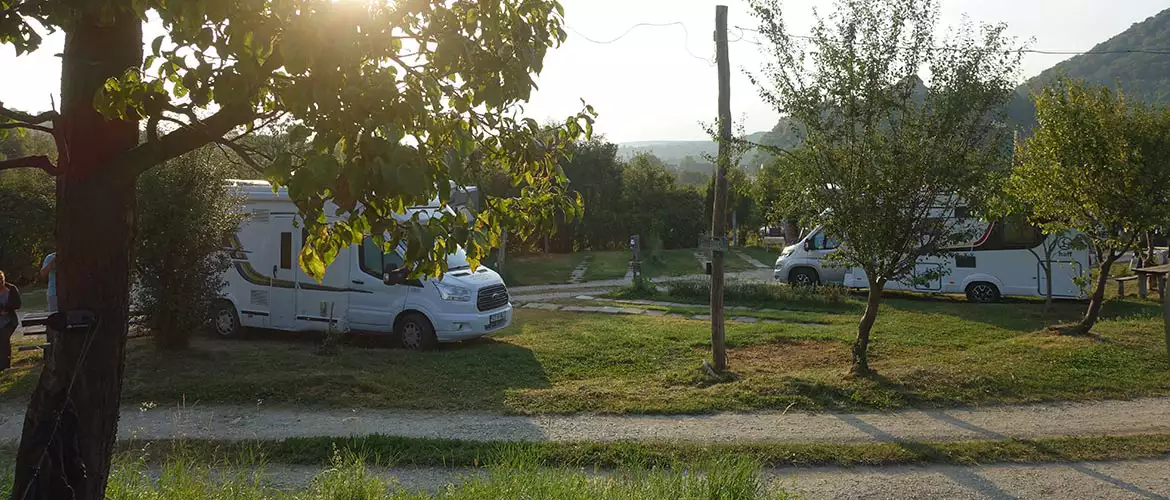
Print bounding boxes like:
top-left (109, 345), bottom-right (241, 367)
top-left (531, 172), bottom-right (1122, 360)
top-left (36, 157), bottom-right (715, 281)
top-left (710, 4), bottom-right (731, 372)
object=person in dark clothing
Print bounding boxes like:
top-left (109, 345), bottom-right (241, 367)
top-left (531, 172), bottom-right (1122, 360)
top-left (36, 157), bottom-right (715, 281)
top-left (0, 270), bottom-right (22, 370)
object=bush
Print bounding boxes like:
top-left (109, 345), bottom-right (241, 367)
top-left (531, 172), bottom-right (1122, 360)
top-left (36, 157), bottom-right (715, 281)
top-left (135, 147), bottom-right (243, 349)
top-left (666, 278), bottom-right (849, 307)
top-left (0, 169), bottom-right (54, 285)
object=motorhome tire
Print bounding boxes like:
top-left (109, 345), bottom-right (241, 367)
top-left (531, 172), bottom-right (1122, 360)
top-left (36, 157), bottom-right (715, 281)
top-left (396, 312), bottom-right (438, 350)
top-left (790, 268), bottom-right (819, 287)
top-left (212, 300), bottom-right (241, 338)
top-left (965, 282), bottom-right (1001, 303)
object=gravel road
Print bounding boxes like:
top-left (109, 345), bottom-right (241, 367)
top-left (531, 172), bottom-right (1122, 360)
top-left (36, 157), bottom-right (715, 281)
top-left (2, 397), bottom-right (1167, 444)
top-left (159, 458), bottom-right (1170, 499)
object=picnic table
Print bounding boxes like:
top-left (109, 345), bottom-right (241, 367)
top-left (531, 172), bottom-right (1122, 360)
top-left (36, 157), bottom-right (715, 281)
top-left (1130, 264), bottom-right (1170, 298)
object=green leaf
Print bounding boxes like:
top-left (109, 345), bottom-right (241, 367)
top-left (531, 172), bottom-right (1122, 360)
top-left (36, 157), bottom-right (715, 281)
top-left (151, 35), bottom-right (164, 56)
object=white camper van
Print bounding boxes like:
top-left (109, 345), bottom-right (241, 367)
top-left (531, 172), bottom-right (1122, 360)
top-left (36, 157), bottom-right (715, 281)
top-left (775, 216), bottom-right (1090, 302)
top-left (212, 180), bottom-right (512, 349)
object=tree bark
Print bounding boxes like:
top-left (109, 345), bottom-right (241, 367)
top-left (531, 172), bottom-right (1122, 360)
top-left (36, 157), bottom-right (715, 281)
top-left (12, 11), bottom-right (142, 500)
top-left (850, 275), bottom-right (884, 377)
top-left (1078, 256), bottom-right (1118, 334)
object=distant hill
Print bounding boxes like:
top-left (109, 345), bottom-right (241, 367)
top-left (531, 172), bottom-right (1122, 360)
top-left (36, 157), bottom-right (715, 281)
top-left (618, 131), bottom-right (769, 168)
top-left (629, 8), bottom-right (1170, 164)
top-left (1009, 8), bottom-right (1170, 129)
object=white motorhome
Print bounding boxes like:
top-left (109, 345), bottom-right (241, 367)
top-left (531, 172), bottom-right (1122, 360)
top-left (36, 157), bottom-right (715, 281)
top-left (774, 216), bottom-right (1091, 302)
top-left (212, 180), bottom-right (512, 349)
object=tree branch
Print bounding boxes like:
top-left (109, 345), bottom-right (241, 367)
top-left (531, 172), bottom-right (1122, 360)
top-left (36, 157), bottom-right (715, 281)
top-left (0, 155), bottom-right (57, 175)
top-left (0, 103), bottom-right (57, 125)
top-left (0, 122), bottom-right (54, 134)
top-left (120, 102), bottom-right (258, 180)
top-left (215, 138), bottom-right (267, 174)
top-left (119, 53), bottom-right (283, 180)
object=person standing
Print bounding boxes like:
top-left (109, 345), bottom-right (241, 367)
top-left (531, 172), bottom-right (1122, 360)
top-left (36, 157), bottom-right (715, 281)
top-left (0, 270), bottom-right (22, 370)
top-left (40, 251), bottom-right (56, 313)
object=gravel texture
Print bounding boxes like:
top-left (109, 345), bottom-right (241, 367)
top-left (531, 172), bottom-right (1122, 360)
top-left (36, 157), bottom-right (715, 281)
top-left (2, 397), bottom-right (1168, 444)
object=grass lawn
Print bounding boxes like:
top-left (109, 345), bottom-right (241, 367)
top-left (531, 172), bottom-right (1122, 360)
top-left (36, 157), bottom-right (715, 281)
top-left (643, 248), bottom-right (705, 278)
top-left (125, 432), bottom-right (1170, 470)
top-left (581, 250), bottom-right (631, 282)
top-left (4, 291), bottom-right (1168, 414)
top-left (498, 253), bottom-right (583, 286)
top-left (737, 246), bottom-right (779, 268)
top-left (16, 285), bottom-right (47, 312)
top-left (0, 444), bottom-right (786, 500)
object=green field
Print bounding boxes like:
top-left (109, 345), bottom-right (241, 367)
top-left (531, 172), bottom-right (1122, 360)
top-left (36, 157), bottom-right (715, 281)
top-left (737, 246), bottom-right (779, 268)
top-left (498, 253), bottom-right (584, 286)
top-left (581, 250), bottom-right (631, 281)
top-left (4, 291), bottom-right (1166, 414)
top-left (16, 285), bottom-right (47, 312)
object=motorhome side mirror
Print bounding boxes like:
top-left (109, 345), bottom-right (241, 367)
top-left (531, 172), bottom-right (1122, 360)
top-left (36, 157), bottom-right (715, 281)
top-left (804, 240), bottom-right (813, 251)
top-left (383, 266), bottom-right (408, 285)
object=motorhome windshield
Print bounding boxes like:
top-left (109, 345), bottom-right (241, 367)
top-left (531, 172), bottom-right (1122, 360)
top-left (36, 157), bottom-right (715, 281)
top-left (447, 247), bottom-right (472, 271)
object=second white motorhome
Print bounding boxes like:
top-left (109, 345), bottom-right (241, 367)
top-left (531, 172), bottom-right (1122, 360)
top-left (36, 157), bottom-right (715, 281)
top-left (774, 216), bottom-right (1090, 302)
top-left (212, 180), bottom-right (512, 349)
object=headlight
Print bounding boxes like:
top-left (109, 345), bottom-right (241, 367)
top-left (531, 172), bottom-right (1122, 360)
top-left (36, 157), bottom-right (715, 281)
top-left (434, 282), bottom-right (471, 302)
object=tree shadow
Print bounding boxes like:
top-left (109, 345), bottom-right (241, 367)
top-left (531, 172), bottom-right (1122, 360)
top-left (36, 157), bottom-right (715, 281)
top-left (881, 296), bottom-right (1085, 333)
top-left (919, 411), bottom-right (1167, 500)
top-left (130, 331), bottom-right (552, 413)
top-left (832, 413), bottom-right (1018, 500)
top-left (840, 407), bottom-right (1167, 498)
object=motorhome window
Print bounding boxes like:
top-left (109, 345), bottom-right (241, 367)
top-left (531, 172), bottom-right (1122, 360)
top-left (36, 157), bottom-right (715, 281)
top-left (954, 206), bottom-right (970, 219)
top-left (1002, 216), bottom-right (1045, 249)
top-left (360, 238), bottom-right (383, 277)
top-left (972, 216), bottom-right (1045, 251)
top-left (955, 255), bottom-right (976, 268)
top-left (360, 237), bottom-right (405, 277)
top-left (279, 232), bottom-right (292, 269)
top-left (811, 233), bottom-right (840, 250)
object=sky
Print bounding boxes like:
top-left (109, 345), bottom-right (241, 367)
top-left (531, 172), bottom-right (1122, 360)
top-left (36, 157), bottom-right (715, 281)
top-left (1, 1), bottom-right (1167, 143)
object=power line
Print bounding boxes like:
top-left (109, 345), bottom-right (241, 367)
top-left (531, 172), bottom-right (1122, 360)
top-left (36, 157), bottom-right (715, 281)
top-left (565, 22), bottom-right (716, 66)
top-left (732, 25), bottom-right (1170, 55)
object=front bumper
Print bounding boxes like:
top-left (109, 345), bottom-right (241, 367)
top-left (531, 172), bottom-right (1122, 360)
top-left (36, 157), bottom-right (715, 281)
top-left (432, 303), bottom-right (513, 341)
top-left (773, 260), bottom-right (793, 282)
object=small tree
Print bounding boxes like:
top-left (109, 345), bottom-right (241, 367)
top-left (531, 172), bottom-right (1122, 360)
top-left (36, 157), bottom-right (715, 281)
top-left (135, 147), bottom-right (243, 349)
top-left (750, 0), bottom-right (1021, 376)
top-left (1010, 78), bottom-right (1170, 334)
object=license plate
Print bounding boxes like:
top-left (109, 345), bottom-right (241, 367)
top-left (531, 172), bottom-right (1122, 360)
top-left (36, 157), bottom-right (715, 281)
top-left (489, 312), bottom-right (506, 324)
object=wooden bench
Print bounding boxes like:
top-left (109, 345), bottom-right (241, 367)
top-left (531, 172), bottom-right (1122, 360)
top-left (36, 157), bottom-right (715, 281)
top-left (1115, 275), bottom-right (1140, 297)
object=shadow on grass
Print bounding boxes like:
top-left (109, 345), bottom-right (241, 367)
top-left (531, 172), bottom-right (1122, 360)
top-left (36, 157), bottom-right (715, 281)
top-left (124, 330), bottom-right (552, 412)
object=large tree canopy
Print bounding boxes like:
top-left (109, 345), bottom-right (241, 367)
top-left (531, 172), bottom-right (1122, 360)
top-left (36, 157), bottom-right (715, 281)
top-left (0, 1), bottom-right (591, 498)
top-left (3, 0), bottom-right (593, 278)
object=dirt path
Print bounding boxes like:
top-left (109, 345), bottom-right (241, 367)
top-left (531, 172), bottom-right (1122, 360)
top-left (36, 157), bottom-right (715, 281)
top-left (507, 268), bottom-right (774, 298)
top-left (163, 458), bottom-right (1170, 499)
top-left (2, 397), bottom-right (1167, 444)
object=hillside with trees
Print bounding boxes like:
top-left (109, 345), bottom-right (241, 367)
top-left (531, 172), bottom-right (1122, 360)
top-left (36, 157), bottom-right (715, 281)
top-left (1007, 7), bottom-right (1170, 129)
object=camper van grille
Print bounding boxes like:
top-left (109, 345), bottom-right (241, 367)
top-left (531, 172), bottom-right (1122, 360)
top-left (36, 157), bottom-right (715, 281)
top-left (476, 284), bottom-right (509, 312)
top-left (250, 290), bottom-right (269, 307)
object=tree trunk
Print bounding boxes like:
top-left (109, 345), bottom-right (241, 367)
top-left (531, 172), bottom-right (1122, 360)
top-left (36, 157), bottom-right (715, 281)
top-left (850, 276), bottom-right (884, 377)
top-left (12, 11), bottom-right (142, 500)
top-left (1078, 256), bottom-right (1118, 334)
top-left (1144, 231), bottom-right (1157, 292)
